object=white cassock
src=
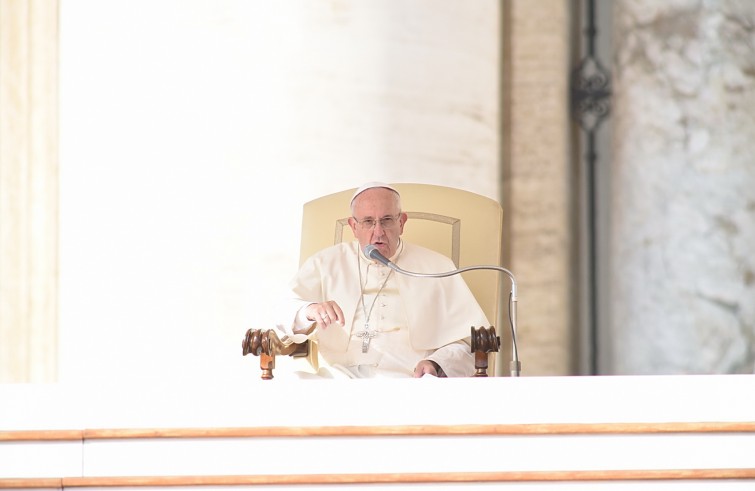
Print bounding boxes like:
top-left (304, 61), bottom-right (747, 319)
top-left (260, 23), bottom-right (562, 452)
top-left (274, 240), bottom-right (490, 378)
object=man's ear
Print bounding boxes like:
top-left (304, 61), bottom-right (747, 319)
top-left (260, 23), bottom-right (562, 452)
top-left (347, 216), bottom-right (358, 235)
top-left (399, 212), bottom-right (408, 234)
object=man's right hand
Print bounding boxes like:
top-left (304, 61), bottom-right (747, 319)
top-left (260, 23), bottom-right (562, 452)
top-left (305, 301), bottom-right (345, 329)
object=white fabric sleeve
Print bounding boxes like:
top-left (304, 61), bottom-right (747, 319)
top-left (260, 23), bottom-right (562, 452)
top-left (426, 338), bottom-right (475, 378)
top-left (294, 305), bottom-right (313, 330)
top-left (274, 306), bottom-right (314, 345)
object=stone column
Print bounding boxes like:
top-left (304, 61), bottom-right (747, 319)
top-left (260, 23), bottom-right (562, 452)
top-left (502, 0), bottom-right (574, 375)
top-left (609, 1), bottom-right (755, 374)
top-left (0, 0), bottom-right (59, 382)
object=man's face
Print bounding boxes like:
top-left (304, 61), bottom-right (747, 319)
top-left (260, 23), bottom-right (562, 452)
top-left (348, 188), bottom-right (407, 259)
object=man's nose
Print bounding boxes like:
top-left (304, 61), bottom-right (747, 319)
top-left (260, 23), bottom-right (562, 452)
top-left (373, 221), bottom-right (387, 233)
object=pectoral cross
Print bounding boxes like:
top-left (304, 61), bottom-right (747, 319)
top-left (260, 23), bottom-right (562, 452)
top-left (356, 326), bottom-right (377, 353)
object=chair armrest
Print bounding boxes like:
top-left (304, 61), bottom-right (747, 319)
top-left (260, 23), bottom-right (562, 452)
top-left (470, 326), bottom-right (500, 377)
top-left (242, 326), bottom-right (499, 379)
top-left (242, 328), bottom-right (310, 380)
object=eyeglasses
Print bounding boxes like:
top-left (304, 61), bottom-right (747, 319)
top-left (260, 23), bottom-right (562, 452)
top-left (353, 214), bottom-right (401, 230)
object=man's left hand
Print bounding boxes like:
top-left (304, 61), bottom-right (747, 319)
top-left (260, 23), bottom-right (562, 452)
top-left (413, 360), bottom-right (443, 378)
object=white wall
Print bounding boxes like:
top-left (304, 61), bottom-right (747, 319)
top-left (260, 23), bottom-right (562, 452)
top-left (58, 0), bottom-right (500, 384)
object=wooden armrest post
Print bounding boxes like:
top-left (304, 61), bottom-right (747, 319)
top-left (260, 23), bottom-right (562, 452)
top-left (242, 328), bottom-right (311, 380)
top-left (242, 328), bottom-right (278, 380)
top-left (474, 350), bottom-right (489, 377)
top-left (470, 326), bottom-right (500, 377)
top-left (260, 352), bottom-right (275, 380)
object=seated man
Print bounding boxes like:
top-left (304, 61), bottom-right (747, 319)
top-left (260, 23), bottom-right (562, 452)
top-left (274, 182), bottom-right (489, 378)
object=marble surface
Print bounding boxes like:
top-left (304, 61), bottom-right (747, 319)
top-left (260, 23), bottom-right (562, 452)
top-left (2, 374), bottom-right (754, 430)
top-left (2, 375), bottom-right (754, 482)
top-left (610, 0), bottom-right (755, 374)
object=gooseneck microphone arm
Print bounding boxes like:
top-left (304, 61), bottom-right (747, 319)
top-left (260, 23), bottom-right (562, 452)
top-left (364, 244), bottom-right (520, 377)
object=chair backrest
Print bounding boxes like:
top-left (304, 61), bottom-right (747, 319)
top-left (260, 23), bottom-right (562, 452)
top-left (300, 183), bottom-right (503, 330)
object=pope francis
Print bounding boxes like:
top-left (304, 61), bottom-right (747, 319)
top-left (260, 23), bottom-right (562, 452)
top-left (274, 182), bottom-right (489, 378)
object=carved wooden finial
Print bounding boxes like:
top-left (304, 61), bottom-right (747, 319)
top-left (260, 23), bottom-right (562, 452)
top-left (242, 328), bottom-right (310, 380)
top-left (470, 326), bottom-right (500, 377)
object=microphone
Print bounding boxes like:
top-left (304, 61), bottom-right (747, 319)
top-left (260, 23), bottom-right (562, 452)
top-left (363, 244), bottom-right (521, 377)
top-left (364, 244), bottom-right (393, 267)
